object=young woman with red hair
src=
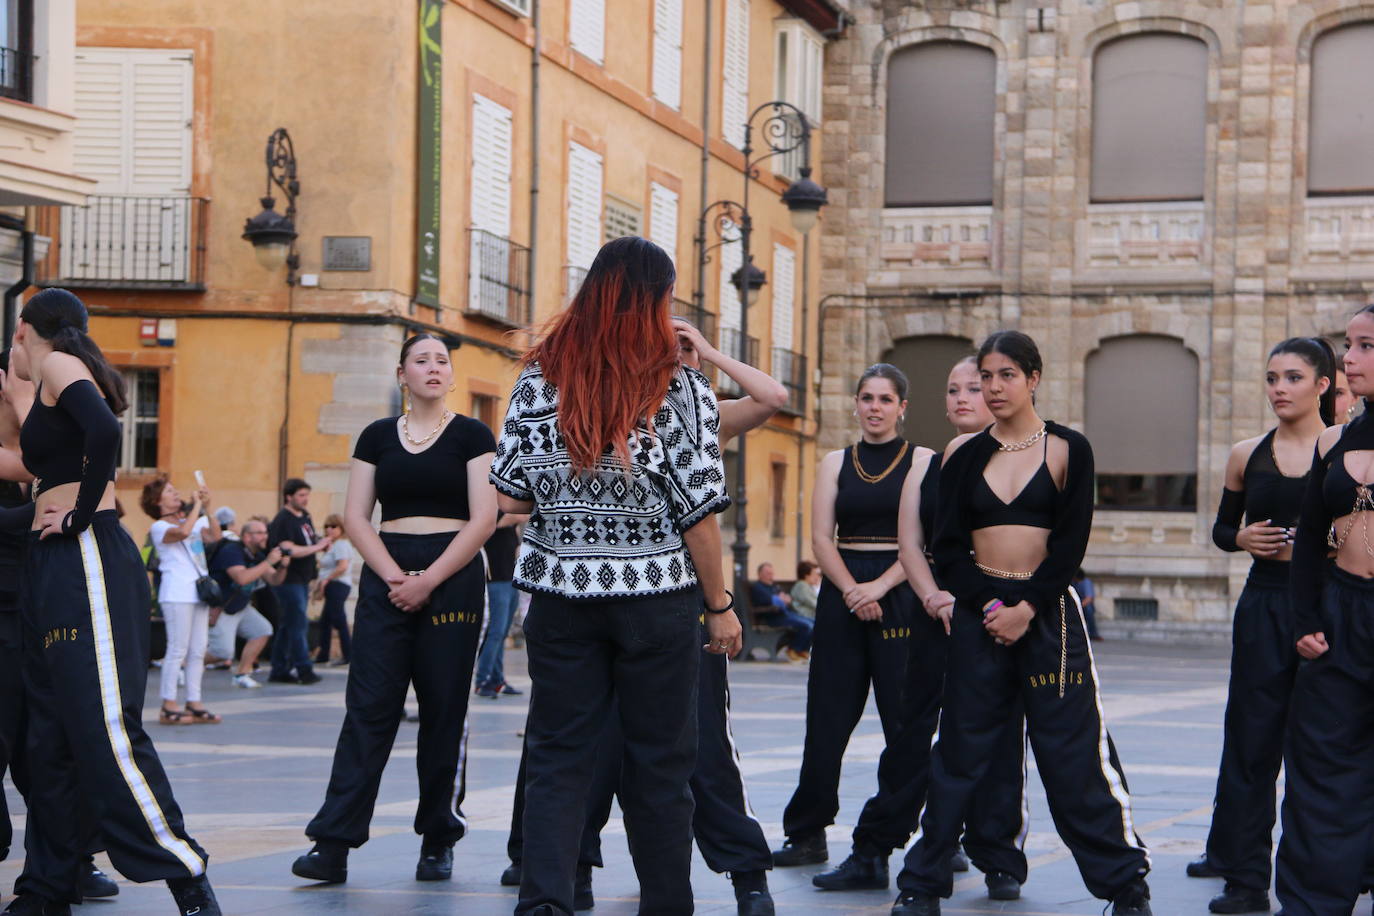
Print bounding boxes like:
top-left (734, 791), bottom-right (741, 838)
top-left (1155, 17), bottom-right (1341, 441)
top-left (490, 236), bottom-right (738, 916)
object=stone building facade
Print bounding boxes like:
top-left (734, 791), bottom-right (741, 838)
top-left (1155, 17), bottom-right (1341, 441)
top-left (816, 0), bottom-right (1374, 636)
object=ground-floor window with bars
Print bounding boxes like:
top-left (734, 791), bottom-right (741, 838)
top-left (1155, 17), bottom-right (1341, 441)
top-left (119, 368), bottom-right (160, 471)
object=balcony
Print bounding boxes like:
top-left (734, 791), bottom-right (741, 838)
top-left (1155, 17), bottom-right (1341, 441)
top-left (717, 327), bottom-right (759, 397)
top-left (1082, 201), bottom-right (1205, 269)
top-left (37, 195), bottom-right (208, 290)
top-left (881, 206), bottom-right (995, 270)
top-left (0, 46), bottom-right (32, 103)
top-left (563, 265), bottom-right (588, 303)
top-left (772, 347), bottom-right (807, 416)
top-left (1305, 196), bottom-right (1374, 263)
top-left (673, 298), bottom-right (716, 344)
top-left (466, 228), bottom-right (532, 327)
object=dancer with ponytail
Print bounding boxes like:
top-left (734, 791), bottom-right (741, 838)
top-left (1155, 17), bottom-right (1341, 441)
top-left (291, 332), bottom-right (498, 885)
top-left (772, 363), bottom-right (922, 868)
top-left (3, 288), bottom-right (218, 915)
top-left (1277, 306), bottom-right (1374, 915)
top-left (891, 331), bottom-right (1151, 916)
top-left (815, 356), bottom-right (1028, 900)
top-left (1187, 338), bottom-right (1334, 914)
top-left (490, 237), bottom-right (738, 916)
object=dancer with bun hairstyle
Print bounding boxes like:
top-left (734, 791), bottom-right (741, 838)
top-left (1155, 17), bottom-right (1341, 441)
top-left (2, 288), bottom-right (219, 915)
top-left (1188, 338), bottom-right (1334, 915)
top-left (891, 331), bottom-right (1151, 916)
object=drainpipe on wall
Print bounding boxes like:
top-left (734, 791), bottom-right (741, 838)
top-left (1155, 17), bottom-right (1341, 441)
top-left (528, 0), bottom-right (541, 309)
top-left (796, 227), bottom-right (810, 568)
top-left (695, 0), bottom-right (713, 309)
top-left (1, 211), bottom-right (32, 346)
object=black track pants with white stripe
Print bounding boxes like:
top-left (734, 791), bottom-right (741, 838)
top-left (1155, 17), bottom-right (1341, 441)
top-left (896, 590), bottom-right (1149, 901)
top-left (851, 606), bottom-right (1028, 876)
top-left (307, 533), bottom-right (484, 848)
top-left (17, 512), bottom-right (207, 903)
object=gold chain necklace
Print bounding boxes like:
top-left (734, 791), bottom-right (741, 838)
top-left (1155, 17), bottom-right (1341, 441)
top-left (402, 410), bottom-right (452, 447)
top-left (852, 440), bottom-right (909, 485)
top-left (994, 425), bottom-right (1047, 452)
top-left (1330, 483), bottom-right (1374, 556)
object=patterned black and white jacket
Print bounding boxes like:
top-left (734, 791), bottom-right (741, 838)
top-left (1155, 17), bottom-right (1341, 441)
top-left (488, 361), bottom-right (730, 601)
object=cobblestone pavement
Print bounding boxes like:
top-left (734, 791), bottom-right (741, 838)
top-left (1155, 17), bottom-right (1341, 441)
top-left (0, 639), bottom-right (1342, 914)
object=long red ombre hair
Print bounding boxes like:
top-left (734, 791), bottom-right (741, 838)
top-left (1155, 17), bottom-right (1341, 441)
top-left (525, 236), bottom-right (679, 471)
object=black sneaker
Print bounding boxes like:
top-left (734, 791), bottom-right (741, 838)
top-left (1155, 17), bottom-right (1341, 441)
top-left (1187, 855), bottom-right (1222, 878)
top-left (891, 892), bottom-right (940, 916)
top-left (416, 842), bottom-right (453, 881)
top-left (771, 833), bottom-right (827, 866)
top-left (812, 852), bottom-right (888, 890)
top-left (574, 864), bottom-right (594, 910)
top-left (292, 842), bottom-right (348, 883)
top-left (1, 897), bottom-right (71, 915)
top-left (81, 860), bottom-right (120, 898)
top-left (476, 683), bottom-right (499, 699)
top-left (1111, 878), bottom-right (1153, 916)
top-left (949, 846), bottom-right (970, 873)
top-left (167, 874), bottom-right (221, 916)
top-left (1208, 882), bottom-right (1270, 914)
top-left (500, 683), bottom-right (524, 696)
top-left (985, 871), bottom-right (1021, 901)
top-left (297, 671), bottom-right (323, 685)
top-left (500, 860), bottom-right (522, 886)
top-left (732, 871), bottom-right (773, 916)
top-left (267, 673), bottom-right (300, 684)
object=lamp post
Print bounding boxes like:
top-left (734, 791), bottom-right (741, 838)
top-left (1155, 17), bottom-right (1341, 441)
top-left (692, 100), bottom-right (828, 639)
top-left (242, 128), bottom-right (301, 285)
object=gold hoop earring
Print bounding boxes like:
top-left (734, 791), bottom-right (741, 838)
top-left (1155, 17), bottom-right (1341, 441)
top-left (449, 383), bottom-right (456, 393)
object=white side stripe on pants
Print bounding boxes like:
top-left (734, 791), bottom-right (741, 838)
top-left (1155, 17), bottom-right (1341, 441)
top-left (78, 530), bottom-right (205, 875)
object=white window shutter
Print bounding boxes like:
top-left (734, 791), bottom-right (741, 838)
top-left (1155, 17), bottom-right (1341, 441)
top-left (567, 141), bottom-right (603, 270)
top-left (652, 0), bottom-right (683, 110)
top-left (771, 244), bottom-right (795, 351)
top-left (649, 181), bottom-right (679, 266)
top-left (718, 219), bottom-right (742, 332)
top-left (74, 48), bottom-right (192, 194)
top-left (470, 95), bottom-right (513, 237)
top-left (72, 52), bottom-right (127, 190)
top-left (721, 0), bottom-right (750, 149)
top-left (569, 0), bottom-right (606, 66)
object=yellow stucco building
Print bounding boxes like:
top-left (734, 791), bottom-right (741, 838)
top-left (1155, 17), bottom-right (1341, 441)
top-left (24, 0), bottom-right (841, 577)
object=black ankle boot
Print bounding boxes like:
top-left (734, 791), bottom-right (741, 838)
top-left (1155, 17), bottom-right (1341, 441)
top-left (770, 832), bottom-right (827, 866)
top-left (891, 892), bottom-right (940, 916)
top-left (574, 864), bottom-right (594, 910)
top-left (292, 841), bottom-right (348, 883)
top-left (949, 846), bottom-right (970, 872)
top-left (167, 873), bottom-right (221, 916)
top-left (81, 859), bottom-right (119, 898)
top-left (1187, 855), bottom-right (1222, 878)
top-left (812, 852), bottom-right (888, 890)
top-left (985, 871), bottom-right (1021, 900)
top-left (1208, 882), bottom-right (1270, 914)
top-left (416, 841), bottom-right (454, 881)
top-left (500, 859), bottom-right (522, 887)
top-left (2, 896), bottom-right (71, 916)
top-left (1111, 878), bottom-right (1153, 916)
top-left (732, 871), bottom-right (774, 916)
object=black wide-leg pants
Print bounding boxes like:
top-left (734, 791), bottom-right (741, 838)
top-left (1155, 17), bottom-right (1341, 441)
top-left (0, 602), bottom-right (27, 861)
top-left (518, 588), bottom-right (701, 916)
top-left (1276, 566), bottom-right (1374, 916)
top-left (307, 532), bottom-right (484, 848)
top-left (782, 550), bottom-right (915, 841)
top-left (897, 587), bottom-right (1149, 901)
top-left (17, 512), bottom-right (207, 903)
top-left (1204, 566), bottom-right (1296, 892)
top-left (851, 604), bottom-right (1028, 879)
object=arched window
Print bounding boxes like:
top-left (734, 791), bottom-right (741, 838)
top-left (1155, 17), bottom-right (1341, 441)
top-left (1091, 33), bottom-right (1207, 202)
top-left (1309, 23), bottom-right (1374, 195)
top-left (884, 42), bottom-right (995, 208)
top-left (1085, 335), bottom-right (1199, 509)
top-left (880, 335), bottom-right (976, 450)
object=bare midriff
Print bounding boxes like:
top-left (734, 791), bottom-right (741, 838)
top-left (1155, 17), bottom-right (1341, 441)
top-left (379, 516), bottom-right (466, 535)
top-left (33, 481), bottom-right (117, 531)
top-left (971, 525), bottom-right (1049, 578)
top-left (1331, 510), bottom-right (1374, 578)
top-left (835, 539), bottom-right (899, 552)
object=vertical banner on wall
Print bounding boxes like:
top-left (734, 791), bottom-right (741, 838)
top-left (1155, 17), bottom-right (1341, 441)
top-left (415, 0), bottom-right (442, 309)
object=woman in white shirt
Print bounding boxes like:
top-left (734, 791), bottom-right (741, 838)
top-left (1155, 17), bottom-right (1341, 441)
top-left (141, 475), bottom-right (222, 724)
top-left (313, 514), bottom-right (353, 665)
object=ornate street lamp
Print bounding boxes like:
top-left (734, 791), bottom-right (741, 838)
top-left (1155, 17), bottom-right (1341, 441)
top-left (242, 128), bottom-right (300, 285)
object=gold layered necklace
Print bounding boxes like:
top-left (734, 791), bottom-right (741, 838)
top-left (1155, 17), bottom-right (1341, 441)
top-left (994, 424), bottom-right (1047, 453)
top-left (402, 410), bottom-right (452, 447)
top-left (852, 440), bottom-right (909, 485)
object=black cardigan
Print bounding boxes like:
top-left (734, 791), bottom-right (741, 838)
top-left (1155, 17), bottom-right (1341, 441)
top-left (932, 420), bottom-right (1095, 616)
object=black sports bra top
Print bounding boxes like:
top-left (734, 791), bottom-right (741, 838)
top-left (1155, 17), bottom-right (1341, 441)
top-left (21, 381), bottom-right (116, 496)
top-left (918, 454), bottom-right (940, 548)
top-left (967, 436), bottom-right (1057, 531)
top-left (835, 438), bottom-right (915, 540)
top-left (1324, 448), bottom-right (1372, 520)
top-left (1244, 429), bottom-right (1307, 529)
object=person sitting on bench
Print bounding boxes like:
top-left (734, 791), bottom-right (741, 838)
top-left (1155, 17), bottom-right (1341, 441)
top-left (750, 562), bottom-right (814, 662)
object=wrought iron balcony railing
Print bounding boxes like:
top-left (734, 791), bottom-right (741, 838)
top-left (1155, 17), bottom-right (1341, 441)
top-left (673, 298), bottom-right (717, 345)
top-left (466, 228), bottom-right (532, 327)
top-left (717, 327), bottom-right (759, 397)
top-left (563, 265), bottom-right (588, 303)
top-left (37, 195), bottom-right (209, 290)
top-left (772, 347), bottom-right (807, 416)
top-left (0, 46), bottom-right (33, 102)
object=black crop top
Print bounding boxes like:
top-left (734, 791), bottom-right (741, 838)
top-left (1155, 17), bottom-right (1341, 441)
top-left (966, 436), bottom-right (1056, 531)
top-left (1213, 429), bottom-right (1307, 558)
top-left (353, 415), bottom-right (497, 522)
top-left (932, 422), bottom-right (1093, 616)
top-left (15, 380), bottom-right (119, 535)
top-left (835, 438), bottom-right (915, 541)
top-left (918, 453), bottom-right (940, 549)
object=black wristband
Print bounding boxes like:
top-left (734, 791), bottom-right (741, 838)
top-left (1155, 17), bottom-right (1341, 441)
top-left (705, 590), bottom-right (735, 614)
top-left (59, 510), bottom-right (76, 535)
